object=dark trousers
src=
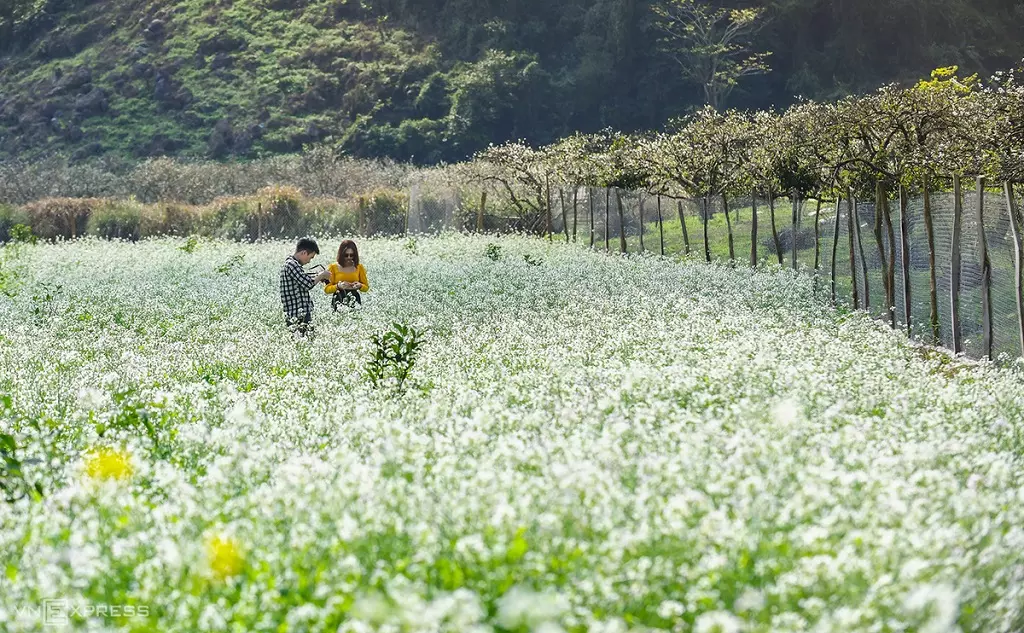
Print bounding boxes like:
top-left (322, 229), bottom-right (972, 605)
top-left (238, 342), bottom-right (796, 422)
top-left (286, 309), bottom-right (312, 336)
top-left (332, 289), bottom-right (362, 310)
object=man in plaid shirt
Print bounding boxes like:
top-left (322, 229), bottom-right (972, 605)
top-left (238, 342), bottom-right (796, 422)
top-left (280, 237), bottom-right (331, 337)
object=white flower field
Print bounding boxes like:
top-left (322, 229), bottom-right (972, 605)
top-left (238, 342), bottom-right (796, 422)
top-left (2, 234), bottom-right (1024, 633)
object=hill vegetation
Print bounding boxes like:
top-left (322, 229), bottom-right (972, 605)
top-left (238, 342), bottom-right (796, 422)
top-left (1, 0), bottom-right (1022, 163)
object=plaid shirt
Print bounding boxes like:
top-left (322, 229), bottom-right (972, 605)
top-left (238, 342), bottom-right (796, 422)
top-left (279, 256), bottom-right (316, 320)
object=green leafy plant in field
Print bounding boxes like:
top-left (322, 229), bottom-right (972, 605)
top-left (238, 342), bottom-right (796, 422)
top-left (0, 432), bottom-right (43, 502)
top-left (523, 253), bottom-right (542, 266)
top-left (215, 253), bottom-right (246, 275)
top-left (485, 243), bottom-right (502, 260)
top-left (365, 322), bottom-right (423, 392)
top-left (100, 388), bottom-right (178, 460)
top-left (179, 236), bottom-right (199, 253)
top-left (8, 224), bottom-right (36, 245)
top-left (30, 282), bottom-right (62, 326)
top-left (1, 396), bottom-right (44, 503)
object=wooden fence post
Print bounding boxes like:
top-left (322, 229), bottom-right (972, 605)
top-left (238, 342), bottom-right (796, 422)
top-left (899, 185), bottom-right (912, 336)
top-left (678, 200), bottom-right (690, 255)
top-left (951, 175), bottom-right (964, 354)
top-left (723, 192), bottom-right (735, 261)
top-left (922, 182), bottom-right (940, 344)
top-left (790, 190), bottom-right (799, 269)
top-left (848, 193), bottom-right (860, 310)
top-left (750, 193), bottom-right (759, 267)
top-left (1004, 182), bottom-right (1024, 357)
top-left (830, 196), bottom-right (842, 305)
top-left (977, 176), bottom-right (993, 359)
top-left (477, 191), bottom-right (486, 232)
top-left (657, 194), bottom-right (665, 256)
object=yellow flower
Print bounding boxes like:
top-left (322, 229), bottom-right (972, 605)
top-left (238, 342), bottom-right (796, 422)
top-left (205, 535), bottom-right (245, 580)
top-left (85, 448), bottom-right (134, 481)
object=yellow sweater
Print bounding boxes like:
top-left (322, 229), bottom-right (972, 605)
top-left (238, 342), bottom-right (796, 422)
top-left (325, 262), bottom-right (369, 294)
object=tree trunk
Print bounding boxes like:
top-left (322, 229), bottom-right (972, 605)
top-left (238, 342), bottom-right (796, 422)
top-left (830, 197), bottom-right (842, 305)
top-left (702, 195), bottom-right (711, 263)
top-left (977, 176), bottom-right (993, 359)
top-left (922, 182), bottom-right (940, 344)
top-left (882, 186), bottom-right (897, 327)
top-left (545, 176), bottom-right (553, 241)
top-left (951, 175), bottom-right (964, 354)
top-left (722, 192), bottom-right (735, 261)
top-left (872, 178), bottom-right (888, 315)
top-left (848, 194), bottom-right (860, 310)
top-left (605, 188), bottom-right (611, 251)
top-left (616, 188), bottom-right (627, 253)
top-left (790, 190), bottom-right (799, 269)
top-left (813, 198), bottom-right (822, 271)
top-left (589, 187), bottom-right (595, 248)
top-left (750, 193), bottom-right (759, 267)
top-left (572, 187), bottom-right (579, 242)
top-left (657, 194), bottom-right (665, 256)
top-left (768, 189), bottom-right (782, 265)
top-left (678, 200), bottom-right (690, 255)
top-left (852, 193), bottom-right (870, 311)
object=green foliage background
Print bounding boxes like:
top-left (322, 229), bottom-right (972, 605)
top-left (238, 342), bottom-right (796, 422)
top-left (1, 0), bottom-right (1022, 164)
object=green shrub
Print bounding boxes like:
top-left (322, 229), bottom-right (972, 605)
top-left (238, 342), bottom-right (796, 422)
top-left (258, 186), bottom-right (305, 237)
top-left (304, 198), bottom-right (359, 236)
top-left (163, 203), bottom-right (206, 236)
top-left (87, 201), bottom-right (165, 241)
top-left (0, 204), bottom-right (29, 243)
top-left (357, 188), bottom-right (408, 236)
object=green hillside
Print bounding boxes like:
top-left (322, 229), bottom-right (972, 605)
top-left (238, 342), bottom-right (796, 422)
top-left (2, 0), bottom-right (1022, 163)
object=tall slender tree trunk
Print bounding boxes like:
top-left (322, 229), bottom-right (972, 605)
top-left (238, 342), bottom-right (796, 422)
top-left (852, 193), bottom-right (870, 310)
top-left (722, 192), bottom-right (735, 261)
top-left (750, 193), bottom-right (759, 267)
top-left (922, 181), bottom-right (940, 343)
top-left (848, 194), bottom-right (860, 310)
top-left (678, 200), bottom-right (690, 255)
top-left (813, 198), bottom-right (822, 271)
top-left (768, 188), bottom-right (782, 265)
top-left (873, 181), bottom-right (892, 317)
top-left (572, 187), bottom-right (579, 242)
top-left (605, 188), bottom-right (610, 251)
top-left (882, 186), bottom-right (897, 327)
top-left (702, 195), bottom-right (711, 263)
top-left (616, 188), bottom-right (627, 253)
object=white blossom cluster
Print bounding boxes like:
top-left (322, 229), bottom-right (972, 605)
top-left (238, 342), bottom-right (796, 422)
top-left (1, 234), bottom-right (1023, 633)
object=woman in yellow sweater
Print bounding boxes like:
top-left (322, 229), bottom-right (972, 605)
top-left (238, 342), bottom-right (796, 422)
top-left (326, 239), bottom-right (370, 310)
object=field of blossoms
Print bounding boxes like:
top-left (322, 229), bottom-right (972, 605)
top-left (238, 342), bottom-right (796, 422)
top-left (2, 234), bottom-right (1024, 633)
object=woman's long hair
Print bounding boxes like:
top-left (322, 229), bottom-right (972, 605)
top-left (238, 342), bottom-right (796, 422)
top-left (337, 240), bottom-right (360, 266)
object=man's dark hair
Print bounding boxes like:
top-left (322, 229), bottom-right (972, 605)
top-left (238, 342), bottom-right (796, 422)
top-left (296, 237), bottom-right (320, 254)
